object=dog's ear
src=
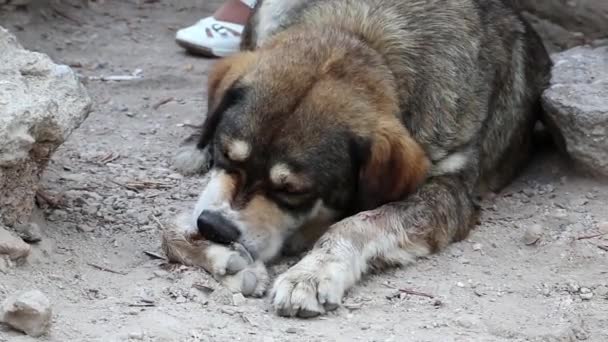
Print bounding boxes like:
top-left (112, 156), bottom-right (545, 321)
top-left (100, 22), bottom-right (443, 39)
top-left (357, 119), bottom-right (430, 210)
top-left (197, 52), bottom-right (256, 149)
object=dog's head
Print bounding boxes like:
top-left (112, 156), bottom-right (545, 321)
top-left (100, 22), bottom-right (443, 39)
top-left (189, 43), bottom-right (429, 261)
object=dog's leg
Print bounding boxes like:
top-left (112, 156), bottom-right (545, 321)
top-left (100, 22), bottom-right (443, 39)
top-left (271, 175), bottom-right (478, 317)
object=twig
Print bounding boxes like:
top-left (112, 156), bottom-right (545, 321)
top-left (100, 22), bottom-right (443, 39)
top-left (152, 96), bottom-right (175, 110)
top-left (128, 303), bottom-right (156, 307)
top-left (398, 288), bottom-right (435, 299)
top-left (192, 283), bottom-right (214, 294)
top-left (109, 179), bottom-right (140, 192)
top-left (150, 215), bottom-right (166, 230)
top-left (381, 282), bottom-right (435, 299)
top-left (88, 75), bottom-right (143, 81)
top-left (576, 232), bottom-right (608, 240)
top-left (87, 262), bottom-right (127, 275)
top-left (597, 244), bottom-right (608, 252)
top-left (143, 251), bottom-right (165, 260)
top-left (50, 2), bottom-right (84, 25)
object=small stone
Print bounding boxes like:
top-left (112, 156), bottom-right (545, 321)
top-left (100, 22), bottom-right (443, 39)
top-left (153, 270), bottom-right (168, 278)
top-left (594, 285), bottom-right (608, 298)
top-left (13, 222), bottom-right (42, 243)
top-left (568, 282), bottom-right (580, 293)
top-left (128, 331), bottom-right (144, 340)
top-left (580, 287), bottom-right (591, 294)
top-left (77, 224), bottom-right (95, 233)
top-left (232, 293), bottom-right (246, 306)
top-left (472, 243), bottom-right (483, 251)
top-left (0, 227), bottom-right (31, 260)
top-left (285, 327), bottom-right (298, 334)
top-left (456, 282), bottom-right (465, 288)
top-left (523, 224), bottom-right (543, 245)
top-left (0, 290), bottom-right (52, 337)
top-left (580, 292), bottom-right (594, 301)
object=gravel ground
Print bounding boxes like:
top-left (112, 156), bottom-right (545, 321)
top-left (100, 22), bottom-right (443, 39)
top-left (1, 1), bottom-right (607, 341)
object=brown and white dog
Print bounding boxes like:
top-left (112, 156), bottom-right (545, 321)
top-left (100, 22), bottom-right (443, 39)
top-left (168, 0), bottom-right (552, 318)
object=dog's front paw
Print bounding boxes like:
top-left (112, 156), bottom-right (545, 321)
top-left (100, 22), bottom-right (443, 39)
top-left (172, 143), bottom-right (212, 176)
top-left (206, 244), bottom-right (269, 297)
top-left (271, 254), bottom-right (351, 318)
top-left (221, 261), bottom-right (269, 297)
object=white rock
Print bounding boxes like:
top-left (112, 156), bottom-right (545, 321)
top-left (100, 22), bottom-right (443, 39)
top-left (0, 290), bottom-right (52, 337)
top-left (523, 224), bottom-right (543, 245)
top-left (232, 293), bottom-right (246, 306)
top-left (0, 226), bottom-right (30, 260)
top-left (0, 26), bottom-right (91, 226)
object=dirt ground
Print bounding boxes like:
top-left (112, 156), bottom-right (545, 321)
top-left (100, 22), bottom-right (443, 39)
top-left (1, 1), bottom-right (607, 341)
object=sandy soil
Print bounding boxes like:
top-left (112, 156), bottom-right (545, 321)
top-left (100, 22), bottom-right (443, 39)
top-left (1, 1), bottom-right (607, 341)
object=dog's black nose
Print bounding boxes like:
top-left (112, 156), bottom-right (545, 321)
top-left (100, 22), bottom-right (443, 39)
top-left (197, 211), bottom-right (241, 245)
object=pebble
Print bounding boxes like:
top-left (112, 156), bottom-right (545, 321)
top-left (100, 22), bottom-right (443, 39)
top-left (0, 289), bottom-right (52, 337)
top-left (153, 270), bottom-right (168, 278)
top-left (472, 243), bottom-right (483, 251)
top-left (456, 282), bottom-right (465, 288)
top-left (13, 222), bottom-right (42, 243)
top-left (523, 224), bottom-right (543, 245)
top-left (285, 327), bottom-right (298, 334)
top-left (77, 224), bottom-right (95, 233)
top-left (232, 293), bottom-right (246, 306)
top-left (593, 285), bottom-right (608, 298)
top-left (128, 331), bottom-right (144, 340)
top-left (568, 282), bottom-right (580, 293)
top-left (579, 287), bottom-right (593, 300)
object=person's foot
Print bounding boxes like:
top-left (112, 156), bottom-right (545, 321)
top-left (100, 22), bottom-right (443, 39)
top-left (176, 0), bottom-right (255, 57)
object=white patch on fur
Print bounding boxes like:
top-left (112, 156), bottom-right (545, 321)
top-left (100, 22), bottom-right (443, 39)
top-left (431, 151), bottom-right (470, 175)
top-left (269, 163), bottom-right (292, 185)
top-left (227, 139), bottom-right (251, 161)
top-left (172, 144), bottom-right (211, 175)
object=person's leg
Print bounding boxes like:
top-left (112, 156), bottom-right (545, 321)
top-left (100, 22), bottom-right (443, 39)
top-left (176, 0), bottom-right (256, 57)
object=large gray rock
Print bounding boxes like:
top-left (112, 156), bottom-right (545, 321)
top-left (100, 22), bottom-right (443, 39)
top-left (511, 0), bottom-right (608, 51)
top-left (542, 46), bottom-right (608, 178)
top-left (0, 26), bottom-right (91, 227)
top-left (1, 289), bottom-right (52, 337)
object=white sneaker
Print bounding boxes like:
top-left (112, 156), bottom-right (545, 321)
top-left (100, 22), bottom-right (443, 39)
top-left (176, 17), bottom-right (244, 57)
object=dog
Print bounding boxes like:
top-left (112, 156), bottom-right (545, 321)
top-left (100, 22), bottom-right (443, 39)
top-left (170, 0), bottom-right (551, 318)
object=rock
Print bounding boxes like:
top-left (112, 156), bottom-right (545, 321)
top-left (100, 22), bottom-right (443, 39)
top-left (0, 26), bottom-right (91, 227)
top-left (523, 224), bottom-right (543, 245)
top-left (472, 243), bottom-right (483, 251)
top-left (13, 222), bottom-right (42, 243)
top-left (598, 222), bottom-right (608, 234)
top-left (542, 46), bottom-right (608, 177)
top-left (232, 293), bottom-right (246, 306)
top-left (512, 0), bottom-right (608, 52)
top-left (128, 331), bottom-right (145, 340)
top-left (0, 226), bottom-right (30, 260)
top-left (0, 290), bottom-right (52, 337)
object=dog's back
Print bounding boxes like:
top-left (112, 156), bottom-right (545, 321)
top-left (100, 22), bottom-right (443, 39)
top-left (243, 0), bottom-right (551, 193)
